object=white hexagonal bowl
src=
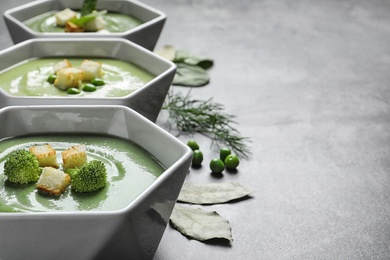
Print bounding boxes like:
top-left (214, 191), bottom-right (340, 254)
top-left (0, 105), bottom-right (192, 259)
top-left (3, 0), bottom-right (166, 50)
top-left (0, 38), bottom-right (176, 122)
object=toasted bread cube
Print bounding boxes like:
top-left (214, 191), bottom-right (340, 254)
top-left (79, 60), bottom-right (104, 81)
top-left (36, 167), bottom-right (71, 196)
top-left (62, 144), bottom-right (87, 170)
top-left (55, 8), bottom-right (77, 27)
top-left (53, 59), bottom-right (72, 74)
top-left (29, 144), bottom-right (59, 168)
top-left (84, 16), bottom-right (106, 32)
top-left (54, 67), bottom-right (84, 90)
top-left (65, 21), bottom-right (84, 32)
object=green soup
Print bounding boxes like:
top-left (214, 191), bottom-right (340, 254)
top-left (24, 11), bottom-right (142, 33)
top-left (0, 134), bottom-right (165, 212)
top-left (0, 58), bottom-right (154, 97)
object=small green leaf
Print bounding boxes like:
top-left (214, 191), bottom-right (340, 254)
top-left (69, 10), bottom-right (107, 26)
top-left (174, 50), bottom-right (214, 69)
top-left (178, 182), bottom-right (252, 204)
top-left (170, 204), bottom-right (233, 241)
top-left (184, 57), bottom-right (214, 70)
top-left (156, 46), bottom-right (213, 86)
top-left (173, 63), bottom-right (210, 87)
top-left (173, 50), bottom-right (188, 63)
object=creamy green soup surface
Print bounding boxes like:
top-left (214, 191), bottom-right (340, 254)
top-left (24, 11), bottom-right (142, 33)
top-left (0, 58), bottom-right (154, 97)
top-left (0, 134), bottom-right (165, 212)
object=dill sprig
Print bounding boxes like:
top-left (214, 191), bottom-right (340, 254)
top-left (162, 91), bottom-right (251, 159)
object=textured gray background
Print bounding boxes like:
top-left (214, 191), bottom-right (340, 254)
top-left (1, 0), bottom-right (390, 259)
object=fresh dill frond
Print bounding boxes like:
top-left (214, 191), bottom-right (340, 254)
top-left (162, 91), bottom-right (251, 159)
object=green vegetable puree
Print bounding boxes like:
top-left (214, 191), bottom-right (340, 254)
top-left (24, 11), bottom-right (142, 33)
top-left (0, 134), bottom-right (165, 212)
top-left (0, 58), bottom-right (154, 97)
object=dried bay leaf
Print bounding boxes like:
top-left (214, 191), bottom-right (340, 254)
top-left (178, 182), bottom-right (252, 205)
top-left (170, 204), bottom-right (233, 241)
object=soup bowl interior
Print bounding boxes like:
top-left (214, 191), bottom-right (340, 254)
top-left (3, 0), bottom-right (166, 50)
top-left (0, 38), bottom-right (176, 122)
top-left (0, 105), bottom-right (192, 259)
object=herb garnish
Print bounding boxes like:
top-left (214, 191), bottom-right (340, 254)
top-left (162, 91), bottom-right (251, 159)
top-left (80, 0), bottom-right (98, 16)
top-left (157, 46), bottom-right (251, 159)
top-left (69, 10), bottom-right (107, 26)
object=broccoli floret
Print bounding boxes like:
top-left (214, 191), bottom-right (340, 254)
top-left (4, 149), bottom-right (41, 184)
top-left (70, 160), bottom-right (107, 192)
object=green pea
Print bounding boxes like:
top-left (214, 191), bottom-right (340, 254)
top-left (82, 83), bottom-right (97, 92)
top-left (192, 150), bottom-right (203, 166)
top-left (187, 140), bottom-right (200, 151)
top-left (67, 87), bottom-right (81, 95)
top-left (47, 74), bottom-right (57, 84)
top-left (219, 147), bottom-right (231, 162)
top-left (209, 158), bottom-right (225, 173)
top-left (224, 154), bottom-right (240, 170)
top-left (91, 78), bottom-right (105, 86)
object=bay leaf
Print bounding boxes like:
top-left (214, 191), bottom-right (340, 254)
top-left (178, 182), bottom-right (252, 204)
top-left (170, 204), bottom-right (233, 241)
top-left (173, 63), bottom-right (210, 87)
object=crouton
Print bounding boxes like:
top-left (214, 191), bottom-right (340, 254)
top-left (55, 8), bottom-right (77, 27)
top-left (84, 16), bottom-right (106, 32)
top-left (62, 144), bottom-right (87, 170)
top-left (36, 167), bottom-right (71, 196)
top-left (53, 59), bottom-right (72, 74)
top-left (29, 144), bottom-right (59, 168)
top-left (54, 67), bottom-right (84, 90)
top-left (65, 21), bottom-right (84, 32)
top-left (79, 60), bottom-right (104, 81)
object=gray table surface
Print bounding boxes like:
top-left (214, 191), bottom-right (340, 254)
top-left (1, 0), bottom-right (390, 259)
